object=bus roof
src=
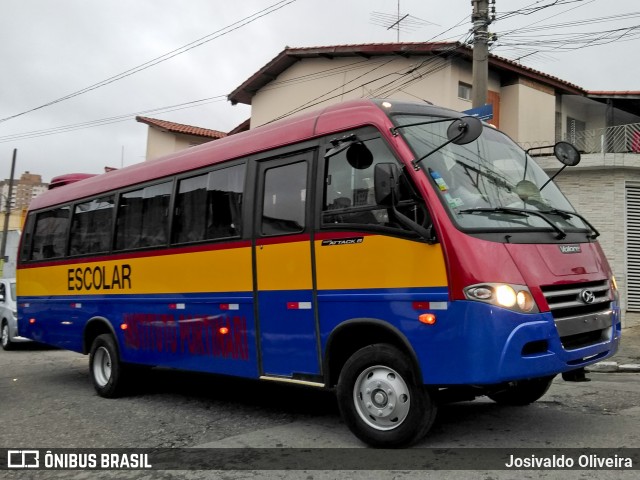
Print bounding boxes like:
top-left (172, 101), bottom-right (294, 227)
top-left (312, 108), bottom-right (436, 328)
top-left (29, 98), bottom-right (458, 211)
top-left (48, 173), bottom-right (98, 189)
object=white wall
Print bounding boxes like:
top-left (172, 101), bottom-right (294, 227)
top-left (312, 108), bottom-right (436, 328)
top-left (499, 80), bottom-right (556, 147)
top-left (145, 129), bottom-right (211, 160)
top-left (250, 56), bottom-right (504, 127)
top-left (0, 230), bottom-right (21, 278)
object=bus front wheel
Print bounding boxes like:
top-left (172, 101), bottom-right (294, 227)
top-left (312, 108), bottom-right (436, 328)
top-left (336, 343), bottom-right (437, 447)
top-left (89, 334), bottom-right (127, 398)
top-left (487, 376), bottom-right (555, 406)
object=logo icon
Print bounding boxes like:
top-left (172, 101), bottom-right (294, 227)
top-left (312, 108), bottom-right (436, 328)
top-left (559, 245), bottom-right (581, 254)
top-left (7, 450), bottom-right (40, 469)
top-left (580, 289), bottom-right (596, 304)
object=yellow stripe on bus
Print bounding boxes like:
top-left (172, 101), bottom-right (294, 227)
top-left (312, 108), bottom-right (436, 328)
top-left (315, 235), bottom-right (448, 290)
top-left (256, 240), bottom-right (313, 291)
top-left (17, 235), bottom-right (448, 297)
top-left (18, 247), bottom-right (254, 297)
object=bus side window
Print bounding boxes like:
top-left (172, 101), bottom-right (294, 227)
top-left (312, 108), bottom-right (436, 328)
top-left (31, 207), bottom-right (70, 260)
top-left (115, 181), bottom-right (172, 251)
top-left (173, 164), bottom-right (245, 244)
top-left (69, 196), bottom-right (115, 256)
top-left (261, 161), bottom-right (307, 236)
top-left (20, 214), bottom-right (36, 262)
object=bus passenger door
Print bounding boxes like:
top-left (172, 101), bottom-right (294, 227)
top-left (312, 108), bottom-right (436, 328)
top-left (253, 153), bottom-right (320, 379)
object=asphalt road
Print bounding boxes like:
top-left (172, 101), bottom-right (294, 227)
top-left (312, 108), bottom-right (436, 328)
top-left (1, 343), bottom-right (639, 479)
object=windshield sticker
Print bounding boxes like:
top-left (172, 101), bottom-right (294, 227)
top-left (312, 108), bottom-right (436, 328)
top-left (430, 171), bottom-right (449, 191)
top-left (444, 193), bottom-right (464, 208)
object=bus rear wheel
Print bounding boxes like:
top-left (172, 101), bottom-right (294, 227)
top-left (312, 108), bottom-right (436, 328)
top-left (487, 376), bottom-right (555, 406)
top-left (336, 343), bottom-right (437, 447)
top-left (89, 334), bottom-right (127, 398)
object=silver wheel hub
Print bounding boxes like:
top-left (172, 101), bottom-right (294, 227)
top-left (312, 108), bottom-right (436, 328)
top-left (93, 346), bottom-right (112, 387)
top-left (353, 365), bottom-right (411, 431)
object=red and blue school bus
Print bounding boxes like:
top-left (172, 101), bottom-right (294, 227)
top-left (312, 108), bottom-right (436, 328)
top-left (17, 99), bottom-right (620, 446)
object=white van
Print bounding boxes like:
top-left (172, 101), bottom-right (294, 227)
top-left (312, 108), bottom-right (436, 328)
top-left (1, 278), bottom-right (30, 350)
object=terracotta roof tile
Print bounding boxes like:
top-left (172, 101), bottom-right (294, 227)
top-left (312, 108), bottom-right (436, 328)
top-left (228, 42), bottom-right (586, 105)
top-left (136, 116), bottom-right (227, 139)
top-left (587, 90), bottom-right (640, 96)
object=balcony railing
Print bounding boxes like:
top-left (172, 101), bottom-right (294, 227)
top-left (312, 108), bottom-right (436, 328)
top-left (565, 122), bottom-right (640, 154)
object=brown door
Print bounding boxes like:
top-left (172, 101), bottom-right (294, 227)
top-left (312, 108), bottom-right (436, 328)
top-left (487, 90), bottom-right (500, 128)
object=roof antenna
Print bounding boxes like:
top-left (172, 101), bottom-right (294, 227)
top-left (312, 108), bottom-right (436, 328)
top-left (370, 1), bottom-right (436, 42)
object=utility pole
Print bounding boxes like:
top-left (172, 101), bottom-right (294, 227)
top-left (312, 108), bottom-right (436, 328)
top-left (1, 149), bottom-right (17, 274)
top-left (471, 0), bottom-right (492, 108)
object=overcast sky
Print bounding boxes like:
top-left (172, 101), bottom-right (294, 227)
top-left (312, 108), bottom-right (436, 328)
top-left (1, 0), bottom-right (638, 183)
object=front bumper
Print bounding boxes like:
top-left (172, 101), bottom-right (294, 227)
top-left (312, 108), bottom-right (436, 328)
top-left (415, 300), bottom-right (621, 385)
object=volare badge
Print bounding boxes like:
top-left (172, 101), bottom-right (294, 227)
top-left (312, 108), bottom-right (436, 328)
top-left (559, 244), bottom-right (581, 254)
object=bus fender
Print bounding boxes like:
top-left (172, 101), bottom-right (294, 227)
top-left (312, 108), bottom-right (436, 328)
top-left (324, 318), bottom-right (423, 387)
top-left (82, 317), bottom-right (118, 355)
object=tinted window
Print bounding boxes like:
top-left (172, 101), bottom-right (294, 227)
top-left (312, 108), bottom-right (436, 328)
top-left (20, 214), bottom-right (36, 262)
top-left (323, 137), bottom-right (418, 228)
top-left (115, 181), bottom-right (172, 250)
top-left (173, 164), bottom-right (245, 244)
top-left (261, 161), bottom-right (307, 235)
top-left (69, 196), bottom-right (115, 255)
top-left (31, 207), bottom-right (70, 260)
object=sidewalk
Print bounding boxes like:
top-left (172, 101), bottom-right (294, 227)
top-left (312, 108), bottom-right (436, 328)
top-left (587, 324), bottom-right (640, 373)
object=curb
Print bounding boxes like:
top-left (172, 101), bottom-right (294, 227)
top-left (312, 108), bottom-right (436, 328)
top-left (585, 361), bottom-right (640, 373)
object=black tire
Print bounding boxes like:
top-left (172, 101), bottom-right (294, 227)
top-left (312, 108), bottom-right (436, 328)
top-left (487, 376), bottom-right (555, 406)
top-left (336, 343), bottom-right (437, 447)
top-left (1, 321), bottom-right (13, 351)
top-left (89, 333), bottom-right (128, 398)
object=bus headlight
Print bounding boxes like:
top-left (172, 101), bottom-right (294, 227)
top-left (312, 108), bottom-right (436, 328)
top-left (495, 285), bottom-right (516, 308)
top-left (465, 283), bottom-right (539, 313)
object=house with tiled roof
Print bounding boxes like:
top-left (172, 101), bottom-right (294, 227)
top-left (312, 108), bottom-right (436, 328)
top-left (136, 116), bottom-right (227, 160)
top-left (228, 42), bottom-right (639, 148)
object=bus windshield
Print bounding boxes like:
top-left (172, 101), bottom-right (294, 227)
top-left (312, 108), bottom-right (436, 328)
top-left (395, 114), bottom-right (590, 233)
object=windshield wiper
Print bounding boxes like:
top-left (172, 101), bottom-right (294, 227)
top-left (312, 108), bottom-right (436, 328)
top-left (541, 208), bottom-right (600, 239)
top-left (458, 207), bottom-right (567, 239)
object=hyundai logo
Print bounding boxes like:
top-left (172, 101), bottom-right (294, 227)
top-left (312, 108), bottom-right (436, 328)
top-left (580, 289), bottom-right (596, 304)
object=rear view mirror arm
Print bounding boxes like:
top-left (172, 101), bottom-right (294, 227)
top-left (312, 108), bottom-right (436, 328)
top-left (539, 164), bottom-right (567, 192)
top-left (411, 134), bottom-right (462, 171)
top-left (388, 169), bottom-right (437, 243)
top-left (389, 204), bottom-right (438, 244)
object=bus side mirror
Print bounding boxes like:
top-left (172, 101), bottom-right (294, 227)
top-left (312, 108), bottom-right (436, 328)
top-left (540, 141), bottom-right (582, 192)
top-left (554, 141), bottom-right (581, 166)
top-left (374, 163), bottom-right (400, 206)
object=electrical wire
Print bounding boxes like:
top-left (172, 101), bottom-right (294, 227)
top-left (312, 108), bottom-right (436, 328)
top-left (0, 96), bottom-right (228, 143)
top-left (0, 0), bottom-right (297, 125)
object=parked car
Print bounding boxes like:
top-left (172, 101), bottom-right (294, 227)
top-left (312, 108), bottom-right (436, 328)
top-left (1, 278), bottom-right (30, 350)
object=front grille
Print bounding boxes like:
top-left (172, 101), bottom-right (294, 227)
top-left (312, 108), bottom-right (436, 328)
top-left (541, 280), bottom-right (613, 350)
top-left (559, 329), bottom-right (608, 350)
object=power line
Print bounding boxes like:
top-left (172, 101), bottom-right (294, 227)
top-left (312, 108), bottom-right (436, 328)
top-left (0, 0), bottom-right (297, 125)
top-left (0, 96), bottom-right (227, 143)
top-left (491, 0), bottom-right (639, 61)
